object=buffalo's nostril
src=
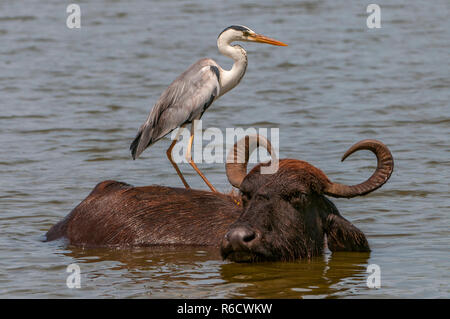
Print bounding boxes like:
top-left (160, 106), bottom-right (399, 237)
top-left (226, 227), bottom-right (257, 250)
top-left (243, 232), bottom-right (255, 243)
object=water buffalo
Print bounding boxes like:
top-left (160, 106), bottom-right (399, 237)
top-left (46, 135), bottom-right (394, 262)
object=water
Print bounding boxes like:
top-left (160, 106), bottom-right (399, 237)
top-left (0, 0), bottom-right (449, 298)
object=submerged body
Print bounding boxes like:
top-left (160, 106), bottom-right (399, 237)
top-left (45, 171), bottom-right (369, 260)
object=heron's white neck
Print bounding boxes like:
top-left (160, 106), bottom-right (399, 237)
top-left (217, 35), bottom-right (248, 96)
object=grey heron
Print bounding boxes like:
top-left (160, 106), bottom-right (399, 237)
top-left (130, 25), bottom-right (287, 192)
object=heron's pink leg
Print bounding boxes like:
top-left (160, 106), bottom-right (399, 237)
top-left (186, 124), bottom-right (217, 193)
top-left (166, 126), bottom-right (190, 189)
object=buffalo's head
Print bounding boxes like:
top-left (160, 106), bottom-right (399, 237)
top-left (221, 135), bottom-right (394, 262)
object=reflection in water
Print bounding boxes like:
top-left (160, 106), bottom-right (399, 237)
top-left (64, 245), bottom-right (223, 268)
top-left (61, 246), bottom-right (369, 298)
top-left (219, 252), bottom-right (370, 298)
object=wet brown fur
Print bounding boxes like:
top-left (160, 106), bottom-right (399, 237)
top-left (46, 181), bottom-right (241, 247)
top-left (46, 159), bottom-right (370, 260)
top-left (221, 159), bottom-right (369, 262)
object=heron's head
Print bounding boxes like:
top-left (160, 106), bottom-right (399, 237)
top-left (218, 25), bottom-right (287, 47)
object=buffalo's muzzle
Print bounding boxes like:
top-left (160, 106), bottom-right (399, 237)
top-left (221, 226), bottom-right (261, 262)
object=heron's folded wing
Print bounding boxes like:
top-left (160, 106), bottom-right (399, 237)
top-left (148, 61), bottom-right (221, 141)
top-left (131, 59), bottom-right (220, 158)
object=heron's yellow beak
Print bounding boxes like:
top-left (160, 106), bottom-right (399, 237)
top-left (248, 33), bottom-right (288, 46)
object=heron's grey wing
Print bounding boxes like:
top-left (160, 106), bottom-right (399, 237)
top-left (130, 59), bottom-right (220, 159)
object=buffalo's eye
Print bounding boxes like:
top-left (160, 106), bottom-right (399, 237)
top-left (255, 193), bottom-right (270, 201)
top-left (282, 191), bottom-right (307, 207)
top-left (240, 191), bottom-right (252, 204)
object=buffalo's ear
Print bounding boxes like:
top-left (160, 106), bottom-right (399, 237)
top-left (322, 201), bottom-right (370, 252)
top-left (324, 214), bottom-right (370, 252)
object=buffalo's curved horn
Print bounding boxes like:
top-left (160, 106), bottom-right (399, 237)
top-left (324, 139), bottom-right (394, 198)
top-left (226, 134), bottom-right (276, 189)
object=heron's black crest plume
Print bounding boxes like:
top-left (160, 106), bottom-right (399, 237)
top-left (218, 25), bottom-right (250, 38)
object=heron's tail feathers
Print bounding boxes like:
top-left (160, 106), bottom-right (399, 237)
top-left (130, 122), bottom-right (154, 160)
